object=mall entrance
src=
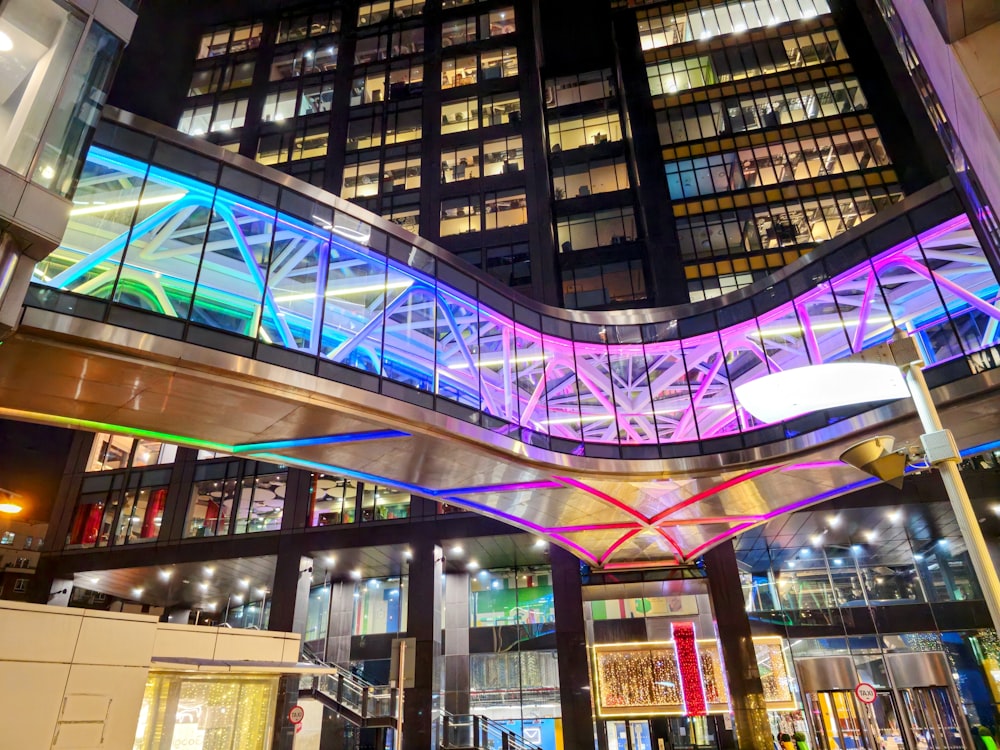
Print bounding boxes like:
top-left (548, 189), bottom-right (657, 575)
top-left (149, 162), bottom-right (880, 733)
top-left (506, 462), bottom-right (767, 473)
top-left (796, 654), bottom-right (971, 750)
top-left (604, 717), bottom-right (719, 750)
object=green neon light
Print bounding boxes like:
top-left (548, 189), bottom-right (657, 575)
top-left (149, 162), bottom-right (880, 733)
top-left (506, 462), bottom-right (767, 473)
top-left (0, 408), bottom-right (235, 453)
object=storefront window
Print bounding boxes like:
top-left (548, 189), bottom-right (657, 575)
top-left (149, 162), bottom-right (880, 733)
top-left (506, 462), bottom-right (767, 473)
top-left (352, 576), bottom-right (407, 634)
top-left (360, 484), bottom-right (410, 521)
top-left (67, 470), bottom-right (168, 548)
top-left (310, 475), bottom-right (358, 525)
top-left (133, 672), bottom-right (278, 750)
top-left (185, 461), bottom-right (287, 537)
top-left (470, 567), bottom-right (554, 626)
top-left (86, 433), bottom-right (179, 471)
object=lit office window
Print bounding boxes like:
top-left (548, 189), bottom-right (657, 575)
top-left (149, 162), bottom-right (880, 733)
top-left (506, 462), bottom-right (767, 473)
top-left (342, 157), bottom-right (382, 198)
top-left (552, 157), bottom-right (630, 200)
top-left (481, 92), bottom-right (520, 127)
top-left (544, 69), bottom-right (614, 109)
top-left (557, 208), bottom-right (636, 252)
top-left (547, 111), bottom-right (623, 152)
top-left (637, 0), bottom-right (831, 52)
top-left (441, 145), bottom-right (481, 182)
top-left (483, 136), bottom-right (523, 175)
top-left (197, 22), bottom-right (263, 59)
top-left (276, 9), bottom-right (341, 43)
top-left (442, 97), bottom-right (479, 134)
top-left (441, 196), bottom-right (482, 236)
top-left (484, 190), bottom-right (527, 230)
top-left (480, 7), bottom-right (515, 39)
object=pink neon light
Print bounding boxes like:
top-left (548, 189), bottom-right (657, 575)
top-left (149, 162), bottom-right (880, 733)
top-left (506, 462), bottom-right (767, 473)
top-left (649, 466), bottom-right (780, 524)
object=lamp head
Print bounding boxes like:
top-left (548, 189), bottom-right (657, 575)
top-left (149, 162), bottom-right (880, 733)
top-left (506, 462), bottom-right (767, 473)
top-left (840, 436), bottom-right (908, 489)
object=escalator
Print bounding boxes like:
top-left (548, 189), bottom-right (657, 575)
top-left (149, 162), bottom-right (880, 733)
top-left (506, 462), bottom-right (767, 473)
top-left (298, 646), bottom-right (541, 750)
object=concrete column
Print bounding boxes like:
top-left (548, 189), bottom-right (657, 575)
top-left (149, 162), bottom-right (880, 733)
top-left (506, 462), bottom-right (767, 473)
top-left (268, 549), bottom-right (313, 635)
top-left (0, 231), bottom-right (34, 337)
top-left (403, 538), bottom-right (442, 750)
top-left (550, 546), bottom-right (595, 750)
top-left (324, 580), bottom-right (357, 666)
top-left (703, 540), bottom-right (772, 750)
top-left (443, 572), bottom-right (471, 715)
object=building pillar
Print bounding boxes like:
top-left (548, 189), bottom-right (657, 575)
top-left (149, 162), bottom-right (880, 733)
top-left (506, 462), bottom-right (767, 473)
top-left (323, 580), bottom-right (357, 666)
top-left (550, 546), bottom-right (595, 750)
top-left (703, 540), bottom-right (772, 750)
top-left (268, 548), bottom-right (313, 635)
top-left (0, 231), bottom-right (34, 337)
top-left (403, 538), bottom-right (442, 750)
top-left (443, 572), bottom-right (471, 715)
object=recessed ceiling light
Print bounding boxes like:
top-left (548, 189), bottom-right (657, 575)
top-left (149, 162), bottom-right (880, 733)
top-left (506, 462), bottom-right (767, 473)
top-left (351, 569), bottom-right (362, 580)
top-left (468, 560), bottom-right (479, 570)
top-left (0, 32), bottom-right (12, 53)
top-left (159, 569), bottom-right (173, 581)
top-left (324, 555), bottom-right (336, 567)
top-left (450, 545), bottom-right (464, 556)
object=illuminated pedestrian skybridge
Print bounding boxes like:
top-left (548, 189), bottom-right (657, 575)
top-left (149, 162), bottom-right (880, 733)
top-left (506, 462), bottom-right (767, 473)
top-left (8, 111), bottom-right (1000, 565)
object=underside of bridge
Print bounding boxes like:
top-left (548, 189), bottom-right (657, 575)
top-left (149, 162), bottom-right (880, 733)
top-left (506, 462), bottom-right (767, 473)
top-left (2, 308), bottom-right (999, 567)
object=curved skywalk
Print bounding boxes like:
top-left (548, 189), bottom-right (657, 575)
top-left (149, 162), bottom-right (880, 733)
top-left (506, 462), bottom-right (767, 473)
top-left (5, 109), bottom-right (1000, 566)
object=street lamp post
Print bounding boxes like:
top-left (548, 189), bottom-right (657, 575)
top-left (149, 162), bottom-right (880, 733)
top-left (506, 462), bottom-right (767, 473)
top-left (735, 336), bottom-right (1000, 633)
top-left (897, 354), bottom-right (1000, 631)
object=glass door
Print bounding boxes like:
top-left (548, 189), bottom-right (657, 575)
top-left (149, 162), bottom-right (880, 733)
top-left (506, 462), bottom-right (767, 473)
top-left (805, 690), bottom-right (873, 750)
top-left (607, 721), bottom-right (654, 750)
top-left (900, 688), bottom-right (965, 750)
top-left (871, 691), bottom-right (906, 750)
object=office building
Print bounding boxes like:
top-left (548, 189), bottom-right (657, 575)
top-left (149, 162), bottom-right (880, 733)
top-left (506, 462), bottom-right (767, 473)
top-left (0, 1), bottom-right (999, 750)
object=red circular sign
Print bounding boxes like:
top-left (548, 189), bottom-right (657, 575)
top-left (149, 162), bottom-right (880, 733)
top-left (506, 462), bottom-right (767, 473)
top-left (288, 705), bottom-right (305, 724)
top-left (855, 683), bottom-right (877, 704)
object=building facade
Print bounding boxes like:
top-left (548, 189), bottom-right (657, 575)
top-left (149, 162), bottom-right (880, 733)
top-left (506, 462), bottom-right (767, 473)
top-left (106, 0), bottom-right (949, 310)
top-left (3, 1), bottom-right (1000, 750)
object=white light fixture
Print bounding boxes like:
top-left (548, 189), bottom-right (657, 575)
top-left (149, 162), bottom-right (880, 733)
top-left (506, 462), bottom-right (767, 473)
top-left (325, 555), bottom-right (336, 567)
top-left (40, 165), bottom-right (55, 180)
top-left (203, 566), bottom-right (215, 577)
top-left (734, 363), bottom-right (909, 423)
top-left (351, 569), bottom-right (362, 580)
top-left (828, 514), bottom-right (841, 529)
top-left (887, 509), bottom-right (903, 523)
top-left (238, 578), bottom-right (250, 589)
top-left (450, 545), bottom-right (464, 557)
top-left (534, 538), bottom-right (547, 549)
top-left (0, 32), bottom-right (12, 53)
top-left (159, 569), bottom-right (173, 581)
top-left (468, 560), bottom-right (479, 570)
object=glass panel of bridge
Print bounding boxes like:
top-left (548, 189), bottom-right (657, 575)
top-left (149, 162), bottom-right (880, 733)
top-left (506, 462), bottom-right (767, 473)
top-left (641, 326), bottom-right (689, 443)
top-left (260, 204), bottom-right (324, 353)
top-left (39, 149), bottom-right (147, 297)
top-left (434, 285), bottom-right (482, 409)
top-left (870, 231), bottom-right (969, 366)
top-left (513, 316), bottom-right (549, 433)
top-left (794, 276), bottom-right (851, 365)
top-left (477, 300), bottom-right (518, 425)
top-left (739, 306), bottom-right (808, 428)
top-left (189, 186), bottom-right (273, 338)
top-left (540, 331), bottom-right (582, 441)
top-left (679, 331), bottom-right (736, 442)
top-left (720, 315), bottom-right (772, 432)
top-left (607, 335), bottom-right (655, 445)
top-left (322, 223), bottom-right (388, 374)
top-left (824, 245), bottom-right (889, 357)
top-left (381, 257), bottom-right (436, 392)
top-left (573, 330), bottom-right (617, 444)
top-left (113, 164), bottom-right (209, 319)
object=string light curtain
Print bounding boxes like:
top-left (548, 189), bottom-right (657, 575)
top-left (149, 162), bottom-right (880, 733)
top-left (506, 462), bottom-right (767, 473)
top-left (672, 622), bottom-right (707, 716)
